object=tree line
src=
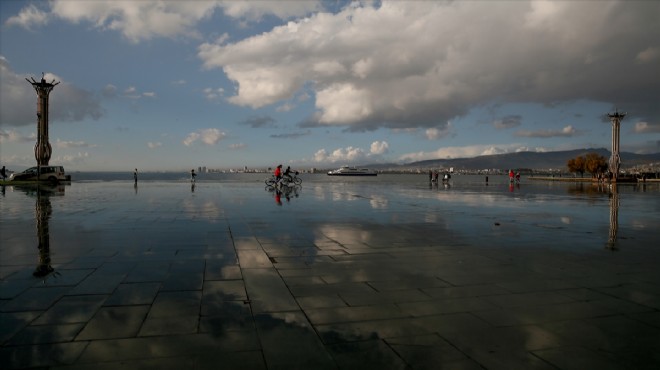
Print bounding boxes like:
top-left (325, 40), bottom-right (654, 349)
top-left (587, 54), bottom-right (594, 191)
top-left (567, 152), bottom-right (608, 177)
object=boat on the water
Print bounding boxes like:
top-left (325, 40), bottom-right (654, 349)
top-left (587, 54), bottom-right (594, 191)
top-left (327, 166), bottom-right (377, 176)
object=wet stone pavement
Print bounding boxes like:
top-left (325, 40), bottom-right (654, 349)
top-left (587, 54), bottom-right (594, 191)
top-left (1, 180), bottom-right (660, 369)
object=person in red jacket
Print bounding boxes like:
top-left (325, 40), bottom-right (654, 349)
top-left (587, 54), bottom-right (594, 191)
top-left (274, 164), bottom-right (282, 184)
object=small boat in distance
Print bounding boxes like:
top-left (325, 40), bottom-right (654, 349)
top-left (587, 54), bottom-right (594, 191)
top-left (327, 166), bottom-right (377, 176)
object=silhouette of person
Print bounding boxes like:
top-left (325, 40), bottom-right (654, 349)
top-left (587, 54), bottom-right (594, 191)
top-left (134, 169), bottom-right (138, 184)
top-left (284, 166), bottom-right (294, 183)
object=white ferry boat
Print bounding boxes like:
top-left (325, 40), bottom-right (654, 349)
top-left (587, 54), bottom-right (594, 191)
top-left (327, 166), bottom-right (377, 176)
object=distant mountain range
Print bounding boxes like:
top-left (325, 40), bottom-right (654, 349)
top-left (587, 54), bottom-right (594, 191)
top-left (370, 148), bottom-right (660, 171)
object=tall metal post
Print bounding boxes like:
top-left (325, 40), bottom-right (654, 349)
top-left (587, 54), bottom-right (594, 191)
top-left (607, 109), bottom-right (626, 181)
top-left (26, 74), bottom-right (59, 166)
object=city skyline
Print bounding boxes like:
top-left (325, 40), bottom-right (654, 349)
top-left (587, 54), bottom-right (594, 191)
top-left (1, 0), bottom-right (659, 172)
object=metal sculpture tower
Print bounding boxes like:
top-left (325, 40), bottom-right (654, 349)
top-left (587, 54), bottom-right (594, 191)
top-left (607, 109), bottom-right (626, 181)
top-left (26, 74), bottom-right (60, 166)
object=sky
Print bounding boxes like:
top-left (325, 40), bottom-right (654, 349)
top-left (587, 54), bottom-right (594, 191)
top-left (1, 0), bottom-right (659, 172)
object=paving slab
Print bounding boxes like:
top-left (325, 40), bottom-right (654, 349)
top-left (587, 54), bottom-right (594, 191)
top-left (76, 306), bottom-right (149, 340)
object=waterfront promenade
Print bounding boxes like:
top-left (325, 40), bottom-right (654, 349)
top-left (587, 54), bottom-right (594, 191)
top-left (1, 178), bottom-right (659, 369)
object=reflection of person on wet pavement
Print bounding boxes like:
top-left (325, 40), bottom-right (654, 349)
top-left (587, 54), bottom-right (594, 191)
top-left (275, 189), bottom-right (282, 205)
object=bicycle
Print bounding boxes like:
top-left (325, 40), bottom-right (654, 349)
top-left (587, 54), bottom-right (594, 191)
top-left (265, 171), bottom-right (302, 187)
top-left (280, 171), bottom-right (302, 186)
top-left (265, 175), bottom-right (278, 186)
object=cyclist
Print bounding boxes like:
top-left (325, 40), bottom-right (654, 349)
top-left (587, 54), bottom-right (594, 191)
top-left (274, 164), bottom-right (282, 184)
top-left (283, 166), bottom-right (294, 183)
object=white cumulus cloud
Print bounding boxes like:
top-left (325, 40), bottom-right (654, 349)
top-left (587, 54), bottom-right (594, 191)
top-left (183, 128), bottom-right (226, 146)
top-left (55, 139), bottom-right (96, 149)
top-left (314, 147), bottom-right (365, 163)
top-left (399, 144), bottom-right (534, 163)
top-left (5, 4), bottom-right (49, 30)
top-left (0, 129), bottom-right (36, 143)
top-left (7, 1), bottom-right (323, 43)
top-left (425, 124), bottom-right (454, 140)
top-left (370, 141), bottom-right (389, 155)
top-left (515, 125), bottom-right (580, 138)
top-left (633, 121), bottom-right (660, 134)
top-left (313, 140), bottom-right (390, 164)
top-left (636, 47), bottom-right (660, 64)
top-left (197, 1), bottom-right (660, 131)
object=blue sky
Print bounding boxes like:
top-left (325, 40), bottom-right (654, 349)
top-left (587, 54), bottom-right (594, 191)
top-left (1, 0), bottom-right (659, 172)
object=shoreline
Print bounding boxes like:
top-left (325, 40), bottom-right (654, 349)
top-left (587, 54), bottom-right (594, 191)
top-left (528, 176), bottom-right (658, 183)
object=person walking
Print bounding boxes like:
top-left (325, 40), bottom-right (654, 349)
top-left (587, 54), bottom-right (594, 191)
top-left (191, 169), bottom-right (197, 183)
top-left (134, 169), bottom-right (138, 184)
top-left (1, 166), bottom-right (7, 180)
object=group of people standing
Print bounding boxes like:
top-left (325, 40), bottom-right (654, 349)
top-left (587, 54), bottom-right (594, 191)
top-left (428, 170), bottom-right (451, 183)
top-left (426, 169), bottom-right (521, 185)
